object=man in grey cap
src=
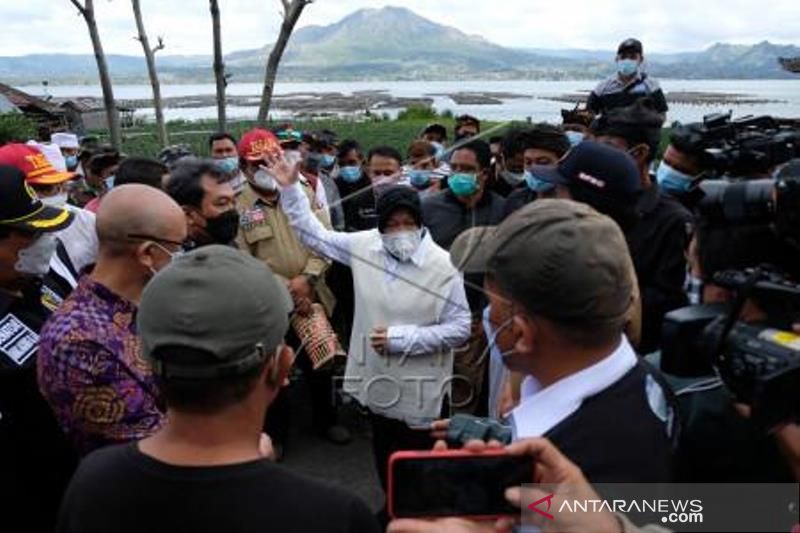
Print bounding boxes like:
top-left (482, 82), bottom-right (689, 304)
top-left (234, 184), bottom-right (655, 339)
top-left (57, 245), bottom-right (380, 533)
top-left (449, 199), bottom-right (678, 482)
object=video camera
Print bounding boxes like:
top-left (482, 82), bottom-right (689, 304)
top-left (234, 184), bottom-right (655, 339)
top-left (660, 135), bottom-right (800, 429)
top-left (662, 267), bottom-right (800, 431)
top-left (671, 112), bottom-right (800, 177)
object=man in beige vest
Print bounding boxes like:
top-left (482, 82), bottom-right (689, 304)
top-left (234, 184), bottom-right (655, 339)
top-left (234, 129), bottom-right (346, 452)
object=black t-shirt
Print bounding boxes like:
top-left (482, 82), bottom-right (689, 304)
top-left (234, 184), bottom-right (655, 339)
top-left (57, 443), bottom-right (381, 533)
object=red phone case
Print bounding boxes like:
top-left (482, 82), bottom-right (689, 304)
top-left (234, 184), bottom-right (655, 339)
top-left (387, 449), bottom-right (534, 521)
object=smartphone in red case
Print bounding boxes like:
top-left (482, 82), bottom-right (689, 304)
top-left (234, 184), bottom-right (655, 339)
top-left (388, 449), bottom-right (535, 520)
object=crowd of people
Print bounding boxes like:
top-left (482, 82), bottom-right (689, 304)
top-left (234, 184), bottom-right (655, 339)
top-left (1, 37), bottom-right (798, 533)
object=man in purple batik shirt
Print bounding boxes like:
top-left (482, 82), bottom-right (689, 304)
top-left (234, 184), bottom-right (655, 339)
top-left (37, 185), bottom-right (187, 455)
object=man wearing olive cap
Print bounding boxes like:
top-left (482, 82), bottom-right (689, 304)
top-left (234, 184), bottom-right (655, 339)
top-left (450, 199), bottom-right (678, 482)
top-left (57, 246), bottom-right (380, 533)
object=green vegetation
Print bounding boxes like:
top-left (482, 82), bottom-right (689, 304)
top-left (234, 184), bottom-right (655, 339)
top-left (0, 113), bottom-right (37, 145)
top-left (102, 117), bottom-right (462, 158)
top-left (94, 116), bottom-right (673, 159)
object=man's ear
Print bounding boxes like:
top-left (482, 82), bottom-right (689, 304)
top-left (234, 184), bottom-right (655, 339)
top-left (630, 144), bottom-right (651, 166)
top-left (183, 206), bottom-right (205, 229)
top-left (265, 345), bottom-right (295, 388)
top-left (512, 314), bottom-right (536, 356)
top-left (136, 242), bottom-right (156, 272)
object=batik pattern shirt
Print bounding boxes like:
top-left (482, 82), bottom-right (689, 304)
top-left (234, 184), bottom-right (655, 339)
top-left (37, 277), bottom-right (163, 455)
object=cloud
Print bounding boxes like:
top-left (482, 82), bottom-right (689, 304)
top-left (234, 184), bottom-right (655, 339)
top-left (1, 0), bottom-right (798, 57)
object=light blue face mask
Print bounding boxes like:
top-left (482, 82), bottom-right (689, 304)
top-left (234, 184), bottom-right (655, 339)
top-left (64, 154), bottom-right (78, 170)
top-left (430, 142), bottom-right (446, 160)
top-left (617, 58), bottom-right (639, 77)
top-left (656, 161), bottom-right (695, 195)
top-left (320, 154), bottom-right (336, 168)
top-left (448, 173), bottom-right (479, 197)
top-left (409, 169), bottom-right (432, 189)
top-left (524, 170), bottom-right (555, 193)
top-left (565, 130), bottom-right (585, 147)
top-left (215, 156), bottom-right (239, 175)
top-left (338, 165), bottom-right (362, 183)
top-left (104, 175), bottom-right (115, 190)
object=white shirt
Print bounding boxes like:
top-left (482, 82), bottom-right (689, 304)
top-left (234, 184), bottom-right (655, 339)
top-left (50, 205), bottom-right (98, 283)
top-left (509, 335), bottom-right (638, 439)
top-left (280, 182), bottom-right (471, 357)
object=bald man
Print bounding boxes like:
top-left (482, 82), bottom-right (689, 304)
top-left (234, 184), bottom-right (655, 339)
top-left (38, 185), bottom-right (187, 456)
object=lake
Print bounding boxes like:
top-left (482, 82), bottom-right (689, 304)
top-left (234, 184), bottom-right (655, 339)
top-left (18, 79), bottom-right (800, 124)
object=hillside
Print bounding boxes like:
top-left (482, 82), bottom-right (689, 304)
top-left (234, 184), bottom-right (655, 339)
top-left (0, 7), bottom-right (797, 84)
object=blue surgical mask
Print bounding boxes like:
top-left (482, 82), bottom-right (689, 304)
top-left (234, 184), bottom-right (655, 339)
top-left (499, 170), bottom-right (525, 186)
top-left (430, 142), bottom-right (446, 160)
top-left (565, 131), bottom-right (585, 147)
top-left (104, 175), bottom-right (115, 190)
top-left (448, 173), bottom-right (479, 197)
top-left (656, 161), bottom-right (695, 195)
top-left (338, 165), bottom-right (362, 183)
top-left (215, 156), bottom-right (239, 175)
top-left (482, 306), bottom-right (515, 362)
top-left (64, 155), bottom-right (78, 170)
top-left (409, 169), bottom-right (432, 189)
top-left (617, 58), bottom-right (639, 77)
top-left (524, 170), bottom-right (555, 193)
top-left (320, 154), bottom-right (336, 168)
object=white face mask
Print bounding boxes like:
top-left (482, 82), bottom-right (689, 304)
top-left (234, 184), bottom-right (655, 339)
top-left (40, 192), bottom-right (69, 209)
top-left (251, 168), bottom-right (278, 191)
top-left (381, 229), bottom-right (422, 262)
top-left (284, 150), bottom-right (303, 167)
top-left (16, 234), bottom-right (58, 277)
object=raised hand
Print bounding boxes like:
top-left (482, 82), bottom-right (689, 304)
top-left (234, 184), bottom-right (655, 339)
top-left (263, 152), bottom-right (301, 187)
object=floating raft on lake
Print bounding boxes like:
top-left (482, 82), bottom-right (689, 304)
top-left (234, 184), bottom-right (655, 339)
top-left (779, 57), bottom-right (800, 74)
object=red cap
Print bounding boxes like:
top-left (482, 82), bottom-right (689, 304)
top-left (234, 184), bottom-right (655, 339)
top-left (238, 129), bottom-right (283, 162)
top-left (0, 144), bottom-right (74, 185)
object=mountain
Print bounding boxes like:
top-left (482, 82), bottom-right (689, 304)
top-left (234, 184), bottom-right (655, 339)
top-left (0, 7), bottom-right (798, 84)
top-left (222, 6), bottom-right (566, 79)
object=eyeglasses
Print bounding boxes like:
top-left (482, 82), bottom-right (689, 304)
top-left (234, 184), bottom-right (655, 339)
top-left (127, 233), bottom-right (194, 253)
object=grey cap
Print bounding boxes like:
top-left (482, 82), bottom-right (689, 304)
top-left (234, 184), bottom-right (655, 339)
top-left (138, 245), bottom-right (293, 380)
top-left (450, 199), bottom-right (635, 326)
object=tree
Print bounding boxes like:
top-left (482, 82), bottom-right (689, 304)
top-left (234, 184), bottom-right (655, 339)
top-left (132, 0), bottom-right (168, 147)
top-left (256, 0), bottom-right (313, 125)
top-left (209, 0), bottom-right (229, 131)
top-left (69, 0), bottom-right (122, 148)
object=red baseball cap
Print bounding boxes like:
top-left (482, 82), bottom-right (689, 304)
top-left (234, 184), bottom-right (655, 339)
top-left (0, 144), bottom-right (75, 185)
top-left (238, 129), bottom-right (283, 162)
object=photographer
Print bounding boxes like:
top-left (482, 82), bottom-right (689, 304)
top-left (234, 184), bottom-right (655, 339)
top-left (593, 100), bottom-right (693, 355)
top-left (660, 206), bottom-right (800, 482)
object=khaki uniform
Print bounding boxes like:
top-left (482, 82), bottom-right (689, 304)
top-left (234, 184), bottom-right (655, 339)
top-left (236, 182), bottom-right (335, 315)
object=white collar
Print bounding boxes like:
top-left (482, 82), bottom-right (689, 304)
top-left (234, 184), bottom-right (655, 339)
top-left (509, 335), bottom-right (638, 439)
top-left (369, 228), bottom-right (430, 267)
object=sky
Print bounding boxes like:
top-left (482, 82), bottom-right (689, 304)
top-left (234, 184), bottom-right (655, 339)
top-left (2, 0), bottom-right (798, 57)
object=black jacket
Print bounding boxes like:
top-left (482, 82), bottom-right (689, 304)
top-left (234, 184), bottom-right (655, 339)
top-left (422, 189), bottom-right (506, 316)
top-left (626, 184), bottom-right (694, 354)
top-left (546, 360), bottom-right (679, 482)
top-left (502, 187), bottom-right (538, 219)
top-left (335, 177), bottom-right (378, 232)
top-left (421, 189), bottom-right (506, 251)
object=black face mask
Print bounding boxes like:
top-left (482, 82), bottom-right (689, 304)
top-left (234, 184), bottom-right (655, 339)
top-left (203, 209), bottom-right (240, 245)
